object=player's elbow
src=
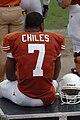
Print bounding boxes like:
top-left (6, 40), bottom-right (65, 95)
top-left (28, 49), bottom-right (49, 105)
top-left (6, 73), bottom-right (17, 81)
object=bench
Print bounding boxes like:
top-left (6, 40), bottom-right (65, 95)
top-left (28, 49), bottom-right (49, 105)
top-left (0, 96), bottom-right (80, 120)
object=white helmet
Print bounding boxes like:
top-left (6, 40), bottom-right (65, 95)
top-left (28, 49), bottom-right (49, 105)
top-left (59, 73), bottom-right (80, 104)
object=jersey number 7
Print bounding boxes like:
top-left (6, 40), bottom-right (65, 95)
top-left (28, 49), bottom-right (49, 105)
top-left (28, 44), bottom-right (45, 76)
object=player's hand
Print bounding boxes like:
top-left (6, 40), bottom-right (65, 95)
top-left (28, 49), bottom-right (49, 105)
top-left (42, 5), bottom-right (48, 19)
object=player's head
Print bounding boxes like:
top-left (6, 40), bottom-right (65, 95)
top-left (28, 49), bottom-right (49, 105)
top-left (25, 12), bottom-right (44, 31)
top-left (59, 73), bottom-right (80, 104)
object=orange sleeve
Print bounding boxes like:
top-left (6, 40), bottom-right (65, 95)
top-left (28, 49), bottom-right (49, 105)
top-left (3, 32), bottom-right (19, 53)
top-left (52, 32), bottom-right (65, 50)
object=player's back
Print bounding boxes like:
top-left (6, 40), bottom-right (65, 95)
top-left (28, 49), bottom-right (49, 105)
top-left (3, 31), bottom-right (64, 106)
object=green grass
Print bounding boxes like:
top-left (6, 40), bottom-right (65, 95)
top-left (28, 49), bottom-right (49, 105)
top-left (44, 0), bottom-right (69, 29)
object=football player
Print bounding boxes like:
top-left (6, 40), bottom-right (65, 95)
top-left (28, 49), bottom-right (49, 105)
top-left (1, 12), bottom-right (65, 107)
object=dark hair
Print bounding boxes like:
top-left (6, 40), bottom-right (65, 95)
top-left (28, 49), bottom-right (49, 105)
top-left (25, 12), bottom-right (43, 28)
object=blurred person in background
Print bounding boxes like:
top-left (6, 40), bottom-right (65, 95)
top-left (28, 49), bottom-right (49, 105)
top-left (0, 0), bottom-right (24, 82)
top-left (57, 0), bottom-right (80, 77)
top-left (20, 0), bottom-right (50, 20)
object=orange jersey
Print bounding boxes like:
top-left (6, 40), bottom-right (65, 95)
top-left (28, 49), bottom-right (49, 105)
top-left (3, 31), bottom-right (65, 106)
top-left (0, 0), bottom-right (21, 6)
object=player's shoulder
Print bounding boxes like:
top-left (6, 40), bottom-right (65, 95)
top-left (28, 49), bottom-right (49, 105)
top-left (4, 32), bottom-right (21, 40)
top-left (45, 32), bottom-right (65, 49)
top-left (44, 31), bottom-right (64, 40)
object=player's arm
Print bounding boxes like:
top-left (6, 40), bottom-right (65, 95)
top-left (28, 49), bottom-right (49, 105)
top-left (57, 0), bottom-right (72, 9)
top-left (53, 55), bottom-right (61, 80)
top-left (5, 57), bottom-right (17, 81)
